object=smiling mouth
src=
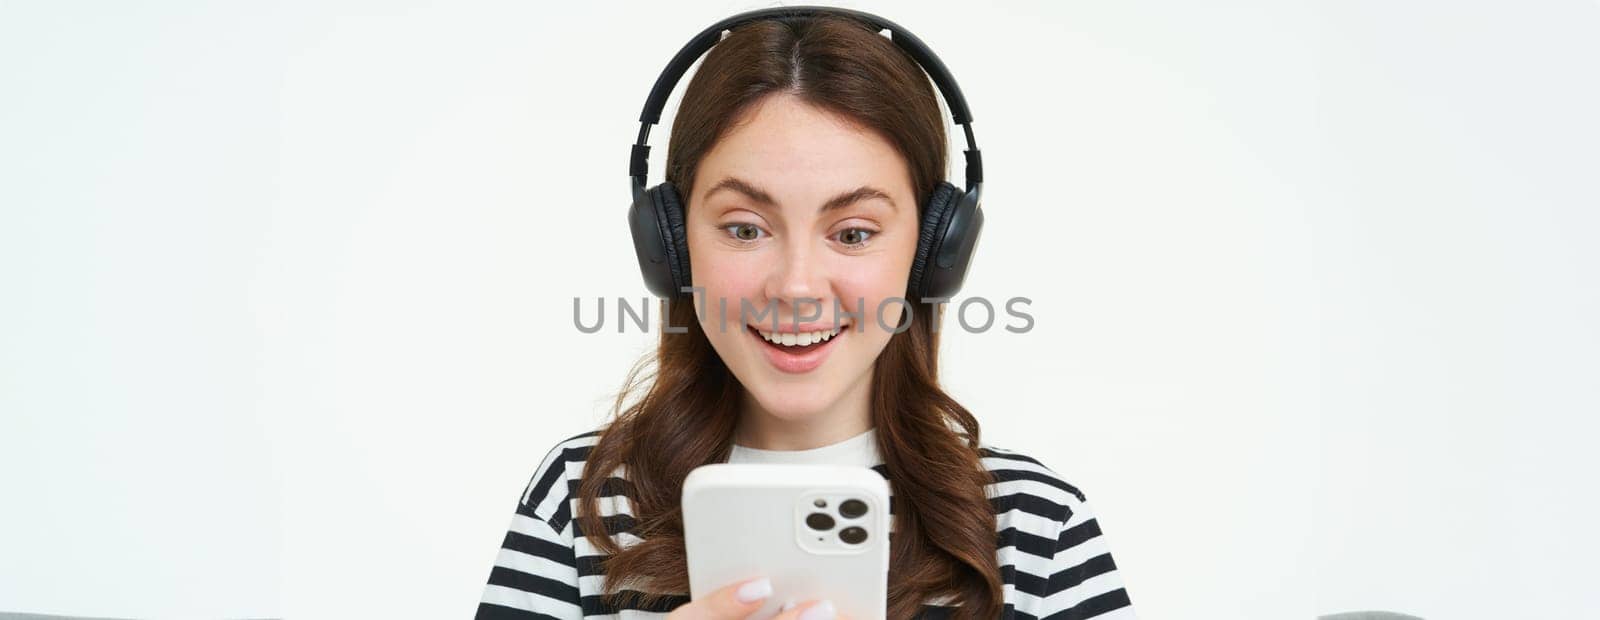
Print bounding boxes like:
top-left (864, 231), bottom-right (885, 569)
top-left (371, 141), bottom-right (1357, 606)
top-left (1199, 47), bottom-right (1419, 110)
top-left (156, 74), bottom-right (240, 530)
top-left (745, 322), bottom-right (849, 363)
top-left (751, 323), bottom-right (845, 347)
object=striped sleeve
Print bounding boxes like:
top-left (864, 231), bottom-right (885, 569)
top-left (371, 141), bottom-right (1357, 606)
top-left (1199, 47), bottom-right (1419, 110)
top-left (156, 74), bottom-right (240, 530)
top-left (476, 434), bottom-right (593, 620)
top-left (1038, 492), bottom-right (1137, 620)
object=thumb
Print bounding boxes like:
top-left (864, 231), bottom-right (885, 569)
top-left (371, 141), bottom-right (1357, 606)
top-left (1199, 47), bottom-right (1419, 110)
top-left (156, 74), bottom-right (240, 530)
top-left (677, 576), bottom-right (773, 619)
top-left (772, 599), bottom-right (838, 620)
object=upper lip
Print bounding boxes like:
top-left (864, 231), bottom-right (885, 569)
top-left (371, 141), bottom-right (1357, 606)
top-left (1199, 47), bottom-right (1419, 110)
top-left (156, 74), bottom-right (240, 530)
top-left (748, 320), bottom-right (852, 334)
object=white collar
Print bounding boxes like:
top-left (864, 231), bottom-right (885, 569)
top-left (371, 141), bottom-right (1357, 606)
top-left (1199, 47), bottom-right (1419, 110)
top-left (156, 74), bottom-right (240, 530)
top-left (727, 427), bottom-right (881, 468)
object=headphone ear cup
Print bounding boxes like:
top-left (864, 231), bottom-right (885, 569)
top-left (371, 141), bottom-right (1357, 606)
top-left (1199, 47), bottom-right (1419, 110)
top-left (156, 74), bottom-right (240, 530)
top-left (908, 181), bottom-right (962, 300)
top-left (651, 181), bottom-right (693, 296)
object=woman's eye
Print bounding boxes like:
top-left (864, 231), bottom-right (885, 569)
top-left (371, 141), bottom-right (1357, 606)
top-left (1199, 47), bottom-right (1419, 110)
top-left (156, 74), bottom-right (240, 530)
top-left (720, 224), bottom-right (875, 247)
top-left (722, 223), bottom-right (765, 243)
top-left (836, 228), bottom-right (875, 247)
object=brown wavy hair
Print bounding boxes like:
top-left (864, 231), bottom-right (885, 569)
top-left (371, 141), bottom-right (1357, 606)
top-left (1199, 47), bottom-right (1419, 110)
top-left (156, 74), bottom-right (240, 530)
top-left (575, 14), bottom-right (1002, 619)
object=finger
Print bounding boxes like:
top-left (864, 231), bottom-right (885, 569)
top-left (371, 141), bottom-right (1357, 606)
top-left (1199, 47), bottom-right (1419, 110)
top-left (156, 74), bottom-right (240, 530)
top-left (772, 598), bottom-right (837, 620)
top-left (668, 576), bottom-right (773, 620)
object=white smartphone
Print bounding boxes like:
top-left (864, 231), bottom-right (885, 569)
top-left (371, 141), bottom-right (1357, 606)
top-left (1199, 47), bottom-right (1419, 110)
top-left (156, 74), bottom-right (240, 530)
top-left (682, 463), bottom-right (892, 620)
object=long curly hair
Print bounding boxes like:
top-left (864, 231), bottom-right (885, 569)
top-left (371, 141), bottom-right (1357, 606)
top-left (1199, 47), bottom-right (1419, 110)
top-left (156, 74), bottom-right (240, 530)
top-left (575, 14), bottom-right (1002, 619)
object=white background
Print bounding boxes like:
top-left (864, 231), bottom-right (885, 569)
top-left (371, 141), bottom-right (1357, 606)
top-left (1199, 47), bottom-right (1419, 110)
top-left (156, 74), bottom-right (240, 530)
top-left (2, 1), bottom-right (1596, 618)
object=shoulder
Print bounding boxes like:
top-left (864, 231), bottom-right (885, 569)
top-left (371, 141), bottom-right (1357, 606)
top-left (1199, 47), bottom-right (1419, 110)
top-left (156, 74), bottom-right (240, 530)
top-left (977, 442), bottom-right (1138, 617)
top-left (976, 441), bottom-right (1091, 525)
top-left (514, 427), bottom-right (607, 523)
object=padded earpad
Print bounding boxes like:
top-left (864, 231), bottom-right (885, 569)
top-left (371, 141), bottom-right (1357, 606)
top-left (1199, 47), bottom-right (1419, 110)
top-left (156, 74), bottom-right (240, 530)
top-left (651, 181), bottom-right (693, 296)
top-left (907, 181), bottom-right (962, 300)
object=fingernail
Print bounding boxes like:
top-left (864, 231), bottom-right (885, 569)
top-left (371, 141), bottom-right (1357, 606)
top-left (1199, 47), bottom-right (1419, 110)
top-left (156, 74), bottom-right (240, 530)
top-left (799, 599), bottom-right (836, 620)
top-left (736, 577), bottom-right (772, 603)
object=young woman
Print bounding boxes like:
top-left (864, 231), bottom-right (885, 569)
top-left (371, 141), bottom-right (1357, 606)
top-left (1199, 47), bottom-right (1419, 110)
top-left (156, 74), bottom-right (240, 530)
top-left (478, 10), bottom-right (1136, 620)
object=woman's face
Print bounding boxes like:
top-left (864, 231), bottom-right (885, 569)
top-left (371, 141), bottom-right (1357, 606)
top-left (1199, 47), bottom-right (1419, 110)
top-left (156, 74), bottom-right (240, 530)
top-left (686, 93), bottom-right (922, 423)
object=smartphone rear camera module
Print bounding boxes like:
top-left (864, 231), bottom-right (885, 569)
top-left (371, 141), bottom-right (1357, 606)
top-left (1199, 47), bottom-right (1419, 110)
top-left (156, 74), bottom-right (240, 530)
top-left (839, 498), bottom-right (868, 519)
top-left (805, 512), bottom-right (836, 531)
top-left (839, 526), bottom-right (868, 545)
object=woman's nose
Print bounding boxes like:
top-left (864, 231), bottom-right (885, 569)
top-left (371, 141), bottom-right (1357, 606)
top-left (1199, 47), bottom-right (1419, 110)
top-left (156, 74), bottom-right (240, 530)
top-left (764, 237), bottom-right (830, 307)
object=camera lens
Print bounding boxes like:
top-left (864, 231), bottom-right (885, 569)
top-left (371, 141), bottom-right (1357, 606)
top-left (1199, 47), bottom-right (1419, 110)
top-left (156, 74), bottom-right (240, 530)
top-left (839, 526), bottom-right (868, 544)
top-left (805, 512), bottom-right (835, 531)
top-left (839, 499), bottom-right (868, 519)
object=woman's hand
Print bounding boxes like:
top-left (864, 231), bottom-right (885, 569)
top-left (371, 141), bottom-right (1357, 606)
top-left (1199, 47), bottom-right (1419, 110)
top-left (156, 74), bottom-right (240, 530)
top-left (666, 576), bottom-right (854, 620)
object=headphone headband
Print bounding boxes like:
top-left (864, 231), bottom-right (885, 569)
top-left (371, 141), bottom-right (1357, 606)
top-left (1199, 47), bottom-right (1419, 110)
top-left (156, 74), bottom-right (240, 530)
top-left (628, 5), bottom-right (983, 194)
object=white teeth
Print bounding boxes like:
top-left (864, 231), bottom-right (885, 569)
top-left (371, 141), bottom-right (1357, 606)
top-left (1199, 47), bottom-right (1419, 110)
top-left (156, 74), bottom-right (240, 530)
top-left (756, 325), bottom-right (845, 347)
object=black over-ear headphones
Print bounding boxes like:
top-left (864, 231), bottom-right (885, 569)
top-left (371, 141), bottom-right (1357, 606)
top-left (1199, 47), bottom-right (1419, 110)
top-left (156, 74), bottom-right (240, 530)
top-left (627, 5), bottom-right (984, 302)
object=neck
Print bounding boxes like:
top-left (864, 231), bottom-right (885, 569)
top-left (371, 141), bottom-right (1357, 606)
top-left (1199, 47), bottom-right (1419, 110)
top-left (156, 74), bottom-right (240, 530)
top-left (734, 370), bottom-right (874, 451)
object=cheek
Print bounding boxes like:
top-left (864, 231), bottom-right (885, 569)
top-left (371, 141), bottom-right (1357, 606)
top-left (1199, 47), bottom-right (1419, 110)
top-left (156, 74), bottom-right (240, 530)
top-left (832, 261), bottom-right (914, 332)
top-left (690, 255), bottom-right (766, 330)
top-left (840, 243), bottom-right (916, 293)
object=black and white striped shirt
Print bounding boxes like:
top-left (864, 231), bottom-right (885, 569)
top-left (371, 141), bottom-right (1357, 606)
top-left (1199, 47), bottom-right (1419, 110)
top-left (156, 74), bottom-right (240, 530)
top-left (477, 427), bottom-right (1137, 619)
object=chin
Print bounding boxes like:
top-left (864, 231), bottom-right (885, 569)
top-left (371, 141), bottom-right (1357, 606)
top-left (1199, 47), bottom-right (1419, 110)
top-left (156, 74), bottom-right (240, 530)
top-left (747, 385), bottom-right (838, 421)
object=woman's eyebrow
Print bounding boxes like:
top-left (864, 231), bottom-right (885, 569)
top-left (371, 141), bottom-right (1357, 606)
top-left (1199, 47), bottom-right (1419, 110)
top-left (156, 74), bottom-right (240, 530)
top-left (705, 176), bottom-right (897, 213)
top-left (821, 186), bottom-right (897, 213)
